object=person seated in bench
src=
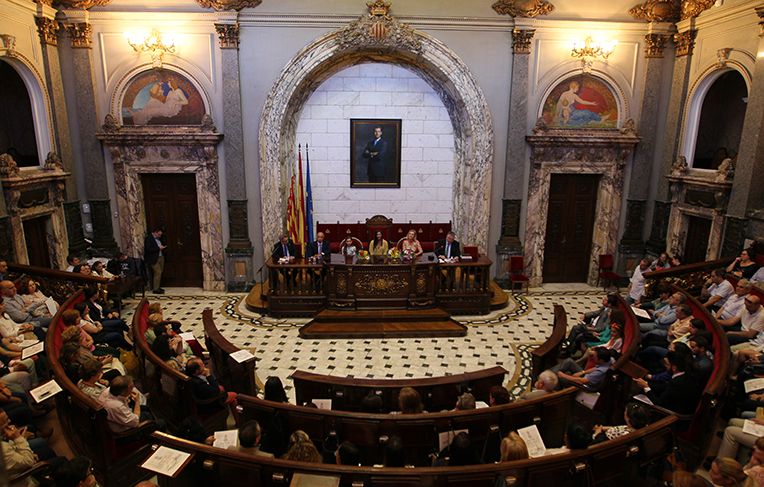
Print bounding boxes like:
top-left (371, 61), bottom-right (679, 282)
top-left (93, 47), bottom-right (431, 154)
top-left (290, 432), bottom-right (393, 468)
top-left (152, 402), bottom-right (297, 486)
top-left (563, 294), bottom-right (618, 355)
top-left (232, 420), bottom-right (273, 458)
top-left (554, 347), bottom-right (613, 390)
top-left (500, 431), bottom-right (529, 461)
top-left (336, 440), bottom-right (361, 466)
top-left (16, 278), bottom-right (54, 336)
top-left (185, 357), bottom-right (236, 414)
top-left (360, 391), bottom-right (384, 413)
top-left (720, 295), bottom-right (764, 346)
top-left (633, 350), bottom-right (702, 415)
top-left (489, 385), bottom-right (510, 406)
top-left (98, 375), bottom-right (156, 433)
top-left (715, 279), bottom-right (752, 324)
top-left (701, 269), bottom-right (735, 311)
top-left (519, 370), bottom-right (559, 400)
top-left (82, 288), bottom-right (130, 343)
top-left (283, 430), bottom-right (322, 463)
top-left (0, 297), bottom-right (45, 345)
top-left (74, 301), bottom-right (132, 352)
top-left (396, 386), bottom-right (424, 414)
top-left (454, 392), bottom-right (475, 411)
top-left (60, 325), bottom-right (125, 382)
top-left (1, 409), bottom-right (62, 476)
top-left (432, 431), bottom-right (479, 466)
top-left (641, 292), bottom-right (685, 334)
top-left (151, 330), bottom-right (190, 372)
top-left (0, 281), bottom-right (51, 330)
top-left (635, 282), bottom-right (671, 312)
top-left (592, 402), bottom-right (649, 443)
top-left (53, 456), bottom-right (100, 487)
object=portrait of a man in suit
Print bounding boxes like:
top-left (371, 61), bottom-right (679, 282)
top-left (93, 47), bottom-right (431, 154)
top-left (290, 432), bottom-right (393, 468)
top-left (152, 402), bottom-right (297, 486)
top-left (350, 119), bottom-right (401, 188)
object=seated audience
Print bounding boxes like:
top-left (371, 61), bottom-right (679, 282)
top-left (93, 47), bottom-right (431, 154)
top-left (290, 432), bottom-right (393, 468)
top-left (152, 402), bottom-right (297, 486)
top-left (83, 287), bottom-right (128, 332)
top-left (500, 431), bottom-right (529, 461)
top-left (642, 292), bottom-right (686, 333)
top-left (716, 279), bottom-right (752, 323)
top-left (76, 359), bottom-right (107, 401)
top-left (565, 294), bottom-right (618, 354)
top-left (701, 269), bottom-right (734, 310)
top-left (566, 421), bottom-right (593, 450)
top-left (91, 260), bottom-right (115, 280)
top-left (97, 375), bottom-right (146, 433)
top-left (0, 260), bottom-right (7, 281)
top-left (151, 332), bottom-right (188, 372)
top-left (282, 429), bottom-right (321, 463)
top-left (709, 457), bottom-right (746, 487)
top-left (592, 402), bottom-right (648, 443)
top-left (263, 376), bottom-right (289, 403)
top-left (752, 266), bottom-right (764, 284)
top-left (0, 297), bottom-right (44, 344)
top-left (0, 280), bottom-right (51, 329)
top-left (688, 335), bottom-right (713, 381)
top-left (232, 420), bottom-right (273, 457)
top-left (636, 282), bottom-right (671, 311)
top-left (383, 434), bottom-right (406, 467)
top-left (727, 249), bottom-right (760, 280)
top-left (626, 257), bottom-right (652, 304)
top-left (72, 264), bottom-right (95, 278)
top-left (742, 437), bottom-right (764, 485)
top-left (554, 347), bottom-right (613, 390)
top-left (634, 350), bottom-right (701, 414)
top-left (369, 231), bottom-right (389, 256)
top-left (580, 321), bottom-right (623, 370)
top-left (722, 295), bottom-right (764, 346)
top-left (433, 431), bottom-right (479, 466)
top-left (397, 386), bottom-right (424, 414)
top-left (649, 252), bottom-right (671, 271)
top-left (336, 440), bottom-right (361, 466)
top-left (185, 357), bottom-right (235, 413)
top-left (107, 251), bottom-right (142, 278)
top-left (489, 385), bottom-right (510, 406)
top-left (53, 456), bottom-right (96, 487)
top-left (65, 254), bottom-right (80, 272)
top-left (74, 301), bottom-right (131, 351)
top-left (16, 277), bottom-right (50, 317)
top-left (454, 392), bottom-right (475, 411)
top-left (520, 370), bottom-right (559, 400)
top-left (671, 471), bottom-right (710, 487)
top-left (359, 391), bottom-right (383, 413)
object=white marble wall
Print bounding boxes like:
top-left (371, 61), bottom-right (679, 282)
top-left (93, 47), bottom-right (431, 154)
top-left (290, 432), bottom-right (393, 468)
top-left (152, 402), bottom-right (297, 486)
top-left (295, 63), bottom-right (455, 225)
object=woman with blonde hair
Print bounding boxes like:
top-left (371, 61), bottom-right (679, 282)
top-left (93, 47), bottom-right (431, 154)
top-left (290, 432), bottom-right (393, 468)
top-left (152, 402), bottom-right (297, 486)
top-left (500, 432), bottom-right (529, 461)
top-left (397, 387), bottom-right (424, 414)
top-left (401, 229), bottom-right (423, 257)
top-left (710, 457), bottom-right (746, 486)
top-left (282, 430), bottom-right (322, 463)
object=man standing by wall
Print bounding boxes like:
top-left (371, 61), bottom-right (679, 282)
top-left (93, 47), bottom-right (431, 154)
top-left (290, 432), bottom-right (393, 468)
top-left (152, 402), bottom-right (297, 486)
top-left (144, 227), bottom-right (166, 294)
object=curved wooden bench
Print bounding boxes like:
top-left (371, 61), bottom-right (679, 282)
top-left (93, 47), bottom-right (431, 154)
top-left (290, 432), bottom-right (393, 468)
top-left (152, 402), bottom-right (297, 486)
top-left (8, 262), bottom-right (115, 305)
top-left (291, 366), bottom-right (506, 412)
top-left (531, 304), bottom-right (567, 380)
top-left (202, 308), bottom-right (258, 396)
top-left (236, 387), bottom-right (578, 467)
top-left (642, 258), bottom-right (733, 299)
top-left (46, 291), bottom-right (155, 486)
top-left (146, 414), bottom-right (677, 487)
top-left (131, 299), bottom-right (228, 433)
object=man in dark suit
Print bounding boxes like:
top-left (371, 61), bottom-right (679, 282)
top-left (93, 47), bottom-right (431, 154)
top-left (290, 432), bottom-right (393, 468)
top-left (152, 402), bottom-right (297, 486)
top-left (185, 357), bottom-right (228, 415)
top-left (563, 294), bottom-right (619, 355)
top-left (143, 226), bottom-right (166, 294)
top-left (362, 126), bottom-right (389, 183)
top-left (271, 234), bottom-right (297, 260)
top-left (435, 232), bottom-right (461, 260)
top-left (305, 232), bottom-right (331, 261)
top-left (636, 350), bottom-right (701, 415)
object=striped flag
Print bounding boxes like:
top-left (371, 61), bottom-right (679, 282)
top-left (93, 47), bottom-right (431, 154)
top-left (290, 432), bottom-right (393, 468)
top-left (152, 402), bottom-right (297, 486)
top-left (296, 146), bottom-right (307, 251)
top-left (305, 144), bottom-right (314, 243)
top-left (286, 156), bottom-right (299, 248)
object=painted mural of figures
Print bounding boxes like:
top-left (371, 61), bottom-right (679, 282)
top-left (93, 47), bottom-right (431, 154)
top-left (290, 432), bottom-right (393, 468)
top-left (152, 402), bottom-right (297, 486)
top-left (555, 80), bottom-right (610, 126)
top-left (128, 80), bottom-right (189, 125)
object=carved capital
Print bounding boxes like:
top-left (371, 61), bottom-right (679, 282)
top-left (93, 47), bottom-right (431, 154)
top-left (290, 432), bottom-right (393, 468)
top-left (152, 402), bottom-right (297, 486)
top-left (644, 33), bottom-right (670, 58)
top-left (35, 17), bottom-right (60, 47)
top-left (629, 0), bottom-right (680, 22)
top-left (673, 29), bottom-right (697, 57)
top-left (511, 29), bottom-right (535, 54)
top-left (492, 0), bottom-right (554, 17)
top-left (44, 151), bottom-right (64, 171)
top-left (214, 23), bottom-right (239, 49)
top-left (757, 7), bottom-right (764, 37)
top-left (716, 47), bottom-right (732, 68)
top-left (0, 153), bottom-right (20, 178)
top-left (54, 0), bottom-right (110, 8)
top-left (65, 22), bottom-right (92, 49)
top-left (620, 118), bottom-right (637, 136)
top-left (681, 0), bottom-right (715, 20)
top-left (196, 0), bottom-right (261, 10)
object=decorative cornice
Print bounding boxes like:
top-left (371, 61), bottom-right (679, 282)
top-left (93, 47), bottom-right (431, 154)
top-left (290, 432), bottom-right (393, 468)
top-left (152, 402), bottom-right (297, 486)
top-left (511, 28), bottom-right (535, 54)
top-left (492, 0), bottom-right (554, 18)
top-left (644, 33), bottom-right (670, 58)
top-left (214, 23), bottom-right (239, 49)
top-left (65, 22), bottom-right (92, 48)
top-left (673, 29), bottom-right (696, 57)
top-left (54, 0), bottom-right (110, 9)
top-left (196, 0), bottom-right (261, 11)
top-left (629, 0), bottom-right (680, 22)
top-left (681, 0), bottom-right (715, 20)
top-left (35, 17), bottom-right (59, 46)
top-left (756, 6), bottom-right (764, 37)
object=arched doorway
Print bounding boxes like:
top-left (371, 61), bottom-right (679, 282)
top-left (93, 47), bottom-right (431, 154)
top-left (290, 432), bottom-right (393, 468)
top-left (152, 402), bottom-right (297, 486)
top-left (691, 70), bottom-right (748, 170)
top-left (259, 5), bottom-right (494, 259)
top-left (0, 60), bottom-right (39, 167)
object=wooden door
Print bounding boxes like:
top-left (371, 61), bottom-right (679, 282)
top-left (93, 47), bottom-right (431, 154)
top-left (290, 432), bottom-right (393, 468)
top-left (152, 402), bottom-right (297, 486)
top-left (543, 174), bottom-right (599, 282)
top-left (142, 174), bottom-right (203, 287)
top-left (684, 216), bottom-right (712, 263)
top-left (23, 216), bottom-right (51, 267)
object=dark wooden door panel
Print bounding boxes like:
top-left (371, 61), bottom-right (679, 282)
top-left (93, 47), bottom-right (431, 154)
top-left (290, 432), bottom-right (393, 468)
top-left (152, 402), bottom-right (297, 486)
top-left (142, 174), bottom-right (203, 287)
top-left (684, 216), bottom-right (712, 264)
top-left (23, 216), bottom-right (51, 268)
top-left (543, 174), bottom-right (599, 282)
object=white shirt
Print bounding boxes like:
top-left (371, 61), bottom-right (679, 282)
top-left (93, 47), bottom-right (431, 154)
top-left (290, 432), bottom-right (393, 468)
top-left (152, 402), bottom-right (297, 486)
top-left (740, 306), bottom-right (764, 333)
top-left (718, 293), bottom-right (746, 321)
top-left (629, 265), bottom-right (647, 301)
top-left (708, 280), bottom-right (734, 307)
top-left (0, 313), bottom-right (21, 338)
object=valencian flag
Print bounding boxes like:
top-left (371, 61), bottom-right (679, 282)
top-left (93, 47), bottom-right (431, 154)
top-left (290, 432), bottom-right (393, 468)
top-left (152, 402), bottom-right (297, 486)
top-left (305, 144), bottom-right (315, 243)
top-left (286, 155), bottom-right (299, 249)
top-left (296, 146), bottom-right (307, 251)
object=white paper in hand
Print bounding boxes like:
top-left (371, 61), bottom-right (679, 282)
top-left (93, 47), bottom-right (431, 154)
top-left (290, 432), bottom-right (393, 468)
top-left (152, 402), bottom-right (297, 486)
top-left (745, 378), bottom-right (764, 394)
top-left (45, 296), bottom-right (58, 315)
top-left (312, 399), bottom-right (332, 410)
top-left (229, 349), bottom-right (255, 363)
top-left (213, 429), bottom-right (239, 449)
top-left (21, 341), bottom-right (44, 359)
top-left (517, 424), bottom-right (546, 458)
top-left (178, 332), bottom-right (195, 342)
top-left (743, 420), bottom-right (764, 437)
top-left (631, 306), bottom-right (651, 319)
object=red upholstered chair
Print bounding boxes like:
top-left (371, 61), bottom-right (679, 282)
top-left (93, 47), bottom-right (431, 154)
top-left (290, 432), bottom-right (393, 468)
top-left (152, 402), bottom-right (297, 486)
top-left (508, 256), bottom-right (529, 293)
top-left (340, 237), bottom-right (364, 254)
top-left (598, 254), bottom-right (622, 291)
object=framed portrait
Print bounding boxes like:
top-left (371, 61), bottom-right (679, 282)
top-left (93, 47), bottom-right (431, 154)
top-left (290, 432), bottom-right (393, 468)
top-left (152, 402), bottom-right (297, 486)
top-left (350, 119), bottom-right (402, 188)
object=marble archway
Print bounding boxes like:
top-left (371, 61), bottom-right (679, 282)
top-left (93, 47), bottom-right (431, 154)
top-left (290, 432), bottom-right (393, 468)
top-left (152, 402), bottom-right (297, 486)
top-left (258, 3), bottom-right (494, 258)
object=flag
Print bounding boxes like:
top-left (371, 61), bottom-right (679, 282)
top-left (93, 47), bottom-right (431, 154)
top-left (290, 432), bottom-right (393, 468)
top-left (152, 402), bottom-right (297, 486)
top-left (296, 146), bottom-right (307, 251)
top-left (305, 144), bottom-right (314, 243)
top-left (286, 158), bottom-right (298, 247)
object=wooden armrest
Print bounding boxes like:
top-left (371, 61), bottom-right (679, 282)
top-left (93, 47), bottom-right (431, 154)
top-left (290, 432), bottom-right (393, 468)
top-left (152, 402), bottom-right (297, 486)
top-left (643, 402), bottom-right (693, 422)
top-left (194, 393), bottom-right (226, 406)
top-left (619, 360), bottom-right (648, 379)
top-left (112, 420), bottom-right (157, 439)
top-left (10, 461), bottom-right (51, 483)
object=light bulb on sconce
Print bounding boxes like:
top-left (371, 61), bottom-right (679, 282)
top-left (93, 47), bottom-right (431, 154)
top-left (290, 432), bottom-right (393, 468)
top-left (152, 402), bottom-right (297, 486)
top-left (125, 29), bottom-right (176, 68)
top-left (571, 37), bottom-right (617, 73)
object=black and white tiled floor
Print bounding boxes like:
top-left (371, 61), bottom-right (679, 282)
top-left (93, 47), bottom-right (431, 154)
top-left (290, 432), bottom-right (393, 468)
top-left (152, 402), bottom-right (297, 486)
top-left (122, 285), bottom-right (603, 401)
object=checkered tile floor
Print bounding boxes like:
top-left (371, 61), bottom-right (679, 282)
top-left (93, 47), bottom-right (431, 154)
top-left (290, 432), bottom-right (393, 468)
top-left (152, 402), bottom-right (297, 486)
top-left (122, 286), bottom-right (603, 401)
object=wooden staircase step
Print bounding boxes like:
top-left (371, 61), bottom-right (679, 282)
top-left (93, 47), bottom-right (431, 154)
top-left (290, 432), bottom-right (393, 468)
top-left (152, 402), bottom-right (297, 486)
top-left (299, 307), bottom-right (467, 339)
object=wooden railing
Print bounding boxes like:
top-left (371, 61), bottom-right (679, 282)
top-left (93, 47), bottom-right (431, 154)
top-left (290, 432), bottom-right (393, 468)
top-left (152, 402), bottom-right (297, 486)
top-left (146, 414), bottom-right (677, 487)
top-left (642, 258), bottom-right (733, 298)
top-left (202, 309), bottom-right (258, 397)
top-left (291, 366), bottom-right (506, 412)
top-left (531, 304), bottom-right (567, 380)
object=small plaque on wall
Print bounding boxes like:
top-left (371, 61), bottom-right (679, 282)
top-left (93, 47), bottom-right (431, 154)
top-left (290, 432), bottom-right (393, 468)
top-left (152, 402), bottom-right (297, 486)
top-left (350, 118), bottom-right (402, 188)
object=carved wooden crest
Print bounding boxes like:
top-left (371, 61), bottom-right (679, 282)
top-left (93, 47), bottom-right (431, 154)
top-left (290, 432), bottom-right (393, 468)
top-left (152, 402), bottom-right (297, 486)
top-left (629, 0), bottom-right (680, 22)
top-left (492, 0), bottom-right (554, 17)
top-left (335, 1), bottom-right (422, 53)
top-left (196, 0), bottom-right (262, 11)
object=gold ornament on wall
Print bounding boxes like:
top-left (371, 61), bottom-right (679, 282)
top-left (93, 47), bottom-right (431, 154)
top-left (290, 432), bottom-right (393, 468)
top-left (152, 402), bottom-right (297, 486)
top-left (492, 0), bottom-right (554, 18)
top-left (65, 22), bottom-right (92, 49)
top-left (195, 0), bottom-right (262, 11)
top-left (54, 0), bottom-right (111, 9)
top-left (629, 0), bottom-right (680, 22)
top-left (680, 0), bottom-right (715, 20)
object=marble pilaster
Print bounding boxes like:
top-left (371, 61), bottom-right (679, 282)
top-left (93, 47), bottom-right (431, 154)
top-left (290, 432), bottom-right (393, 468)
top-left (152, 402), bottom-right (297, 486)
top-left (524, 132), bottom-right (639, 287)
top-left (0, 216), bottom-right (12, 261)
top-left (727, 8), bottom-right (764, 226)
top-left (98, 125), bottom-right (226, 291)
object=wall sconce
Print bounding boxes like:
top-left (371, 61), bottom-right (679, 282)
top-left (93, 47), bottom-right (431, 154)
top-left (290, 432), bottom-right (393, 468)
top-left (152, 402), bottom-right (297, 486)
top-left (571, 37), bottom-right (617, 73)
top-left (125, 29), bottom-right (176, 68)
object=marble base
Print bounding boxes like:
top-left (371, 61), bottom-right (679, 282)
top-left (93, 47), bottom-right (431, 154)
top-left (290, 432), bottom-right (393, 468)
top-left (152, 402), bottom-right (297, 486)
top-left (524, 132), bottom-right (639, 287)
